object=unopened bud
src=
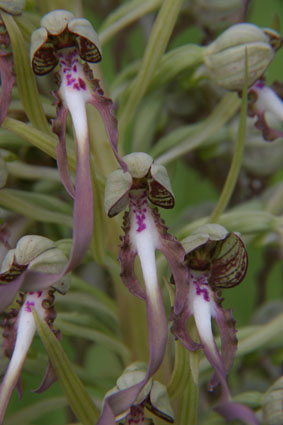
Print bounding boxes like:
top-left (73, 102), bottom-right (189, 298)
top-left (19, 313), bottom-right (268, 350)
top-left (204, 23), bottom-right (278, 91)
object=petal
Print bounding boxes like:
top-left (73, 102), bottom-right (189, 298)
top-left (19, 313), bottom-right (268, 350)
top-left (0, 292), bottom-right (43, 423)
top-left (150, 207), bottom-right (188, 314)
top-left (210, 232), bottom-right (248, 289)
top-left (170, 302), bottom-right (201, 352)
top-left (0, 273), bottom-right (25, 311)
top-left (52, 93), bottom-right (75, 198)
top-left (85, 70), bottom-right (128, 171)
top-left (191, 280), bottom-right (229, 392)
top-left (119, 211), bottom-right (146, 300)
top-left (215, 401), bottom-right (260, 425)
top-left (213, 302), bottom-right (237, 377)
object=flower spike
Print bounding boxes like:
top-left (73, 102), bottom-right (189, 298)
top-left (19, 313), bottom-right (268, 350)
top-left (171, 224), bottom-right (259, 425)
top-left (99, 153), bottom-right (188, 425)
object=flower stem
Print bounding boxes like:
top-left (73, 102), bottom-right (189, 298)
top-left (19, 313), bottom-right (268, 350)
top-left (209, 58), bottom-right (249, 223)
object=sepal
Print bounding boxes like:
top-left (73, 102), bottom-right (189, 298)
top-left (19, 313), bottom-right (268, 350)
top-left (31, 10), bottom-right (101, 75)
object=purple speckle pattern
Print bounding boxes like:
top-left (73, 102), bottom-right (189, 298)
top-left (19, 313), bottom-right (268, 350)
top-left (24, 291), bottom-right (43, 312)
top-left (129, 193), bottom-right (148, 233)
top-left (254, 80), bottom-right (265, 90)
top-left (191, 273), bottom-right (210, 302)
top-left (59, 50), bottom-right (87, 92)
top-left (25, 301), bottom-right (35, 313)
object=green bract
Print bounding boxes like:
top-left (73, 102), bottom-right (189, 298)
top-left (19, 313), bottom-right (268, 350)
top-left (104, 152), bottom-right (174, 217)
top-left (182, 224), bottom-right (248, 289)
top-left (204, 23), bottom-right (277, 90)
top-left (30, 9), bottom-right (102, 75)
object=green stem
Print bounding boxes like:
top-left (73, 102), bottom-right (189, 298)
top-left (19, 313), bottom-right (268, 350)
top-left (156, 93), bottom-right (240, 165)
top-left (118, 0), bottom-right (183, 142)
top-left (209, 59), bottom-right (249, 223)
top-left (167, 340), bottom-right (190, 400)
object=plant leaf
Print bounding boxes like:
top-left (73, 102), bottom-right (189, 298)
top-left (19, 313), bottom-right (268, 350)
top-left (32, 308), bottom-right (100, 425)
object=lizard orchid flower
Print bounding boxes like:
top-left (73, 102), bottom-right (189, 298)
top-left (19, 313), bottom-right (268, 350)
top-left (30, 10), bottom-right (127, 271)
top-left (0, 235), bottom-right (68, 423)
top-left (248, 80), bottom-right (283, 141)
top-left (99, 152), bottom-right (188, 424)
top-left (0, 235), bottom-right (68, 311)
top-left (171, 224), bottom-right (259, 425)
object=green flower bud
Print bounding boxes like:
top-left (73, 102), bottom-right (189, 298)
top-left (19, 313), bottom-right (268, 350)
top-left (204, 23), bottom-right (277, 90)
top-left (30, 9), bottom-right (102, 75)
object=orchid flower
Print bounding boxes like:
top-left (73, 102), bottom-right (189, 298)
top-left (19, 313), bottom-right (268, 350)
top-left (99, 152), bottom-right (188, 424)
top-left (248, 79), bottom-right (283, 141)
top-left (0, 235), bottom-right (68, 423)
top-left (0, 235), bottom-right (68, 311)
top-left (107, 363), bottom-right (174, 425)
top-left (171, 224), bottom-right (259, 425)
top-left (30, 10), bottom-right (127, 272)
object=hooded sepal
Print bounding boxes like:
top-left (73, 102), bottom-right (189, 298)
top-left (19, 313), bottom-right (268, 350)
top-left (104, 153), bottom-right (175, 217)
top-left (0, 235), bottom-right (68, 311)
top-left (248, 80), bottom-right (283, 141)
top-left (30, 10), bottom-right (101, 76)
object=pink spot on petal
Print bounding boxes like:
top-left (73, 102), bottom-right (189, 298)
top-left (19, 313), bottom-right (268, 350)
top-left (25, 301), bottom-right (35, 313)
top-left (73, 64), bottom-right (77, 72)
top-left (78, 78), bottom-right (86, 90)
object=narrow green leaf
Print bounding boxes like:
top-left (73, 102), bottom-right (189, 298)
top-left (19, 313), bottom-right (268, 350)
top-left (2, 118), bottom-right (76, 171)
top-left (5, 397), bottom-right (67, 425)
top-left (7, 161), bottom-right (61, 182)
top-left (32, 309), bottom-right (100, 425)
top-left (0, 189), bottom-right (73, 226)
top-left (1, 13), bottom-right (51, 134)
top-left (118, 0), bottom-right (183, 141)
top-left (55, 318), bottom-right (129, 363)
